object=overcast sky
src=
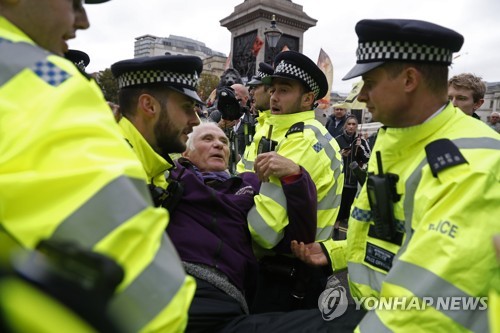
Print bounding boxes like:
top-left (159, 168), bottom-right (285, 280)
top-left (72, 0), bottom-right (500, 94)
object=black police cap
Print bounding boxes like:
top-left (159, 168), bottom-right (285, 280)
top-left (343, 19), bottom-right (464, 80)
top-left (111, 55), bottom-right (204, 105)
top-left (65, 49), bottom-right (90, 69)
top-left (262, 50), bottom-right (328, 101)
top-left (247, 62), bottom-right (274, 86)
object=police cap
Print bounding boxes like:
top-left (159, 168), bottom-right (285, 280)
top-left (111, 55), bottom-right (204, 105)
top-left (247, 62), bottom-right (274, 86)
top-left (343, 19), bottom-right (464, 80)
top-left (64, 49), bottom-right (90, 69)
top-left (263, 50), bottom-right (328, 101)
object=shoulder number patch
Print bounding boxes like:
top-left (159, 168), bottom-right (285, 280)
top-left (425, 139), bottom-right (468, 177)
top-left (285, 122), bottom-right (304, 137)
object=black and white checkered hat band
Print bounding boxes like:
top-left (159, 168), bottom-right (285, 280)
top-left (117, 70), bottom-right (199, 89)
top-left (256, 70), bottom-right (269, 80)
top-left (275, 60), bottom-right (320, 98)
top-left (357, 41), bottom-right (453, 64)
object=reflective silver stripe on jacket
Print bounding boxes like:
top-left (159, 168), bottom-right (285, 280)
top-left (241, 156), bottom-right (254, 171)
top-left (385, 261), bottom-right (488, 333)
top-left (316, 225), bottom-right (334, 240)
top-left (380, 137), bottom-right (499, 332)
top-left (52, 175), bottom-right (184, 331)
top-left (248, 182), bottom-right (285, 247)
top-left (304, 125), bottom-right (341, 173)
top-left (0, 40), bottom-right (70, 86)
top-left (109, 234), bottom-right (186, 332)
top-left (348, 261), bottom-right (386, 293)
top-left (317, 168), bottom-right (342, 211)
top-left (52, 176), bottom-right (152, 244)
top-left (358, 311), bottom-right (391, 333)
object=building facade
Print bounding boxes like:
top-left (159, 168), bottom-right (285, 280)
top-left (478, 82), bottom-right (500, 121)
top-left (134, 34), bottom-right (227, 77)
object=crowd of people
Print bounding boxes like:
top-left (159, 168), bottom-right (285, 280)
top-left (1, 1), bottom-right (499, 333)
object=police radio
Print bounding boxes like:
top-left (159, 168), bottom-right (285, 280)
top-left (366, 151), bottom-right (401, 241)
top-left (257, 125), bottom-right (278, 154)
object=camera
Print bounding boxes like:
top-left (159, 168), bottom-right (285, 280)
top-left (217, 86), bottom-right (245, 121)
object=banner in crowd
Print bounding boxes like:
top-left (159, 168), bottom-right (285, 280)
top-left (316, 48), bottom-right (333, 110)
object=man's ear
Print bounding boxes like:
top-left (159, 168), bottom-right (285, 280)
top-left (302, 91), bottom-right (315, 109)
top-left (473, 98), bottom-right (485, 111)
top-left (403, 67), bottom-right (420, 93)
top-left (138, 94), bottom-right (157, 117)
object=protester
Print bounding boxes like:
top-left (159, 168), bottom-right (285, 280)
top-left (169, 122), bottom-right (320, 332)
top-left (0, 1), bottom-right (194, 331)
top-left (292, 18), bottom-right (500, 331)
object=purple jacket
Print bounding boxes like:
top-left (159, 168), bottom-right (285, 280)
top-left (166, 159), bottom-right (316, 292)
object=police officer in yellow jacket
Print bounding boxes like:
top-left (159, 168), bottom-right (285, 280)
top-left (292, 19), bottom-right (500, 332)
top-left (237, 62), bottom-right (274, 173)
top-left (248, 51), bottom-right (344, 312)
top-left (0, 1), bottom-right (194, 331)
top-left (110, 55), bottom-right (202, 198)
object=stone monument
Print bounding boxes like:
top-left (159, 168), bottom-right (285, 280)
top-left (220, 0), bottom-right (316, 81)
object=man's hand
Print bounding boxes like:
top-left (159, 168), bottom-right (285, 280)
top-left (291, 240), bottom-right (328, 266)
top-left (254, 151), bottom-right (300, 182)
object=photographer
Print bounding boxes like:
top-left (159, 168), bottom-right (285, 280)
top-left (213, 84), bottom-right (255, 173)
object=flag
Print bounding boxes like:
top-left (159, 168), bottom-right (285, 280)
top-left (316, 48), bottom-right (334, 109)
top-left (251, 35), bottom-right (264, 57)
top-left (344, 80), bottom-right (366, 110)
top-left (281, 45), bottom-right (290, 52)
top-left (224, 50), bottom-right (232, 70)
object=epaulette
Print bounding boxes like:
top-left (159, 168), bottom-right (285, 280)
top-left (285, 122), bottom-right (304, 137)
top-left (425, 139), bottom-right (468, 177)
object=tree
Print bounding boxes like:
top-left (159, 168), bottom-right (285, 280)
top-left (95, 68), bottom-right (119, 103)
top-left (198, 73), bottom-right (220, 104)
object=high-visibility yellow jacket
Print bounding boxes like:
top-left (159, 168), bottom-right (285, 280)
top-left (237, 110), bottom-right (271, 173)
top-left (342, 103), bottom-right (500, 332)
top-left (119, 117), bottom-right (172, 190)
top-left (246, 111), bottom-right (344, 250)
top-left (0, 16), bottom-right (194, 332)
top-left (490, 267), bottom-right (500, 333)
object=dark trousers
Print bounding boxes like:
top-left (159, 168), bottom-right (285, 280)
top-left (250, 256), bottom-right (328, 313)
top-left (338, 186), bottom-right (357, 221)
top-left (186, 278), bottom-right (366, 333)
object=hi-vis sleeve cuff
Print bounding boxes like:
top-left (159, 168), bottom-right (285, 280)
top-left (321, 238), bottom-right (348, 272)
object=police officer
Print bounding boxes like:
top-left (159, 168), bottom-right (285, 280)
top-left (292, 19), bottom-right (500, 332)
top-left (237, 62), bottom-right (274, 173)
top-left (0, 1), bottom-right (194, 331)
top-left (111, 55), bottom-right (202, 196)
top-left (247, 51), bottom-right (344, 312)
top-left (64, 49), bottom-right (90, 71)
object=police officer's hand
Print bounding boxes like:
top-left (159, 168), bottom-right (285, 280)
top-left (291, 240), bottom-right (328, 266)
top-left (254, 152), bottom-right (300, 182)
